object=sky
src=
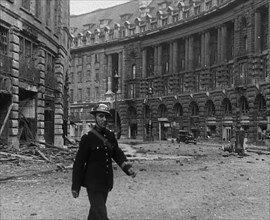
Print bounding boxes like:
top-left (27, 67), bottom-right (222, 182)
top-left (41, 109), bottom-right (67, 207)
top-left (70, 0), bottom-right (130, 15)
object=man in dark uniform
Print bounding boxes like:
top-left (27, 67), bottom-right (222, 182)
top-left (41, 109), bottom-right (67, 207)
top-left (71, 103), bottom-right (136, 220)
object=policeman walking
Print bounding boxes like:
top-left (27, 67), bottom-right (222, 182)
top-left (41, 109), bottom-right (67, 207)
top-left (71, 103), bottom-right (136, 220)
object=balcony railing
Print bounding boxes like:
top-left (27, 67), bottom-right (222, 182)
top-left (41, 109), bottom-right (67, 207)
top-left (19, 57), bottom-right (40, 84)
top-left (0, 53), bottom-right (12, 76)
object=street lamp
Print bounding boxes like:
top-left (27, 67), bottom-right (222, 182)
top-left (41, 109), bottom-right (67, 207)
top-left (112, 71), bottom-right (120, 138)
top-left (144, 87), bottom-right (153, 141)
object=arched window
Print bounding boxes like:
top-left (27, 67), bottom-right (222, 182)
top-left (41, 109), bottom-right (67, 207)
top-left (222, 98), bottom-right (232, 115)
top-left (173, 103), bottom-right (183, 118)
top-left (205, 100), bottom-right (215, 116)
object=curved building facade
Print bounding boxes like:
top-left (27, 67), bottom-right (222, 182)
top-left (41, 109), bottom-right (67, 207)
top-left (70, 0), bottom-right (269, 144)
top-left (0, 0), bottom-right (70, 148)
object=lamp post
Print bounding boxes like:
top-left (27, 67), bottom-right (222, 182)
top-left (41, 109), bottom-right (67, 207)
top-left (112, 71), bottom-right (120, 138)
top-left (144, 87), bottom-right (153, 141)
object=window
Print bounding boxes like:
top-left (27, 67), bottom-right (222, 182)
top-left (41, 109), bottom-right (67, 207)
top-left (78, 88), bottom-right (82, 102)
top-left (240, 97), bottom-right (249, 114)
top-left (70, 72), bottom-right (74, 83)
top-left (19, 37), bottom-right (37, 63)
top-left (45, 52), bottom-right (55, 88)
top-left (209, 30), bottom-right (218, 65)
top-left (132, 64), bottom-right (136, 79)
top-left (22, 0), bottom-right (30, 11)
top-left (95, 87), bottom-right (99, 100)
top-left (261, 7), bottom-right (268, 51)
top-left (162, 43), bottom-right (170, 74)
top-left (35, 0), bottom-right (41, 18)
top-left (193, 35), bottom-right (201, 69)
top-left (78, 71), bottom-right (82, 83)
top-left (158, 2), bottom-right (167, 10)
top-left (226, 22), bottom-right (234, 60)
top-left (146, 47), bottom-right (154, 77)
top-left (95, 54), bottom-right (100, 63)
top-left (178, 39), bottom-right (185, 71)
top-left (194, 5), bottom-right (201, 15)
top-left (87, 88), bottom-right (91, 100)
top-left (46, 0), bottom-right (51, 26)
top-left (206, 0), bottom-right (212, 10)
top-left (70, 89), bottom-right (74, 103)
top-left (86, 70), bottom-right (91, 82)
top-left (77, 57), bottom-right (83, 66)
top-left (0, 26), bottom-right (8, 55)
top-left (95, 71), bottom-right (99, 81)
top-left (130, 84), bottom-right (136, 99)
top-left (100, 19), bottom-right (109, 28)
top-left (223, 99), bottom-right (232, 115)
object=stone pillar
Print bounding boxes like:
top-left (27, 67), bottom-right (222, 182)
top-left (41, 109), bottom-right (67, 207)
top-left (9, 26), bottom-right (20, 149)
top-left (142, 48), bottom-right (147, 77)
top-left (54, 48), bottom-right (66, 147)
top-left (255, 11), bottom-right (261, 53)
top-left (37, 43), bottom-right (46, 144)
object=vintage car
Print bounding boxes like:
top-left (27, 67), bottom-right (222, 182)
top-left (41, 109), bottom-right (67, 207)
top-left (176, 130), bottom-right (197, 144)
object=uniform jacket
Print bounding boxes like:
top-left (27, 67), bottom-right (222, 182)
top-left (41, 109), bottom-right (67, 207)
top-left (72, 127), bottom-right (128, 192)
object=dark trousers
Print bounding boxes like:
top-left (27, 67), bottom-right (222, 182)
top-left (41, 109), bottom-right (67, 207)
top-left (87, 189), bottom-right (109, 220)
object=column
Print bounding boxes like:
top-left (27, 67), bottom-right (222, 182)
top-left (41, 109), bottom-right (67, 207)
top-left (54, 48), bottom-right (66, 147)
top-left (9, 26), bottom-right (20, 149)
top-left (37, 43), bottom-right (46, 145)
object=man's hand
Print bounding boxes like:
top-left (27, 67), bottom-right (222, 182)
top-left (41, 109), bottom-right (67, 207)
top-left (72, 190), bottom-right (79, 198)
top-left (128, 167), bottom-right (136, 178)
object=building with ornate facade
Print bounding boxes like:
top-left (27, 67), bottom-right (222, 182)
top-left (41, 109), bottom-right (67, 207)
top-left (0, 0), bottom-right (70, 148)
top-left (70, 0), bottom-right (269, 144)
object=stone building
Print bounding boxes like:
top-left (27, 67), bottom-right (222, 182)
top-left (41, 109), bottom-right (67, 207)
top-left (70, 0), bottom-right (269, 144)
top-left (0, 0), bottom-right (71, 148)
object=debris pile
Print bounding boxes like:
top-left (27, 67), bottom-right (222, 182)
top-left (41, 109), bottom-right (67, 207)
top-left (0, 141), bottom-right (78, 169)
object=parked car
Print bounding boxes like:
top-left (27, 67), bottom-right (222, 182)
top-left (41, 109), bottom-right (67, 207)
top-left (176, 130), bottom-right (197, 144)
